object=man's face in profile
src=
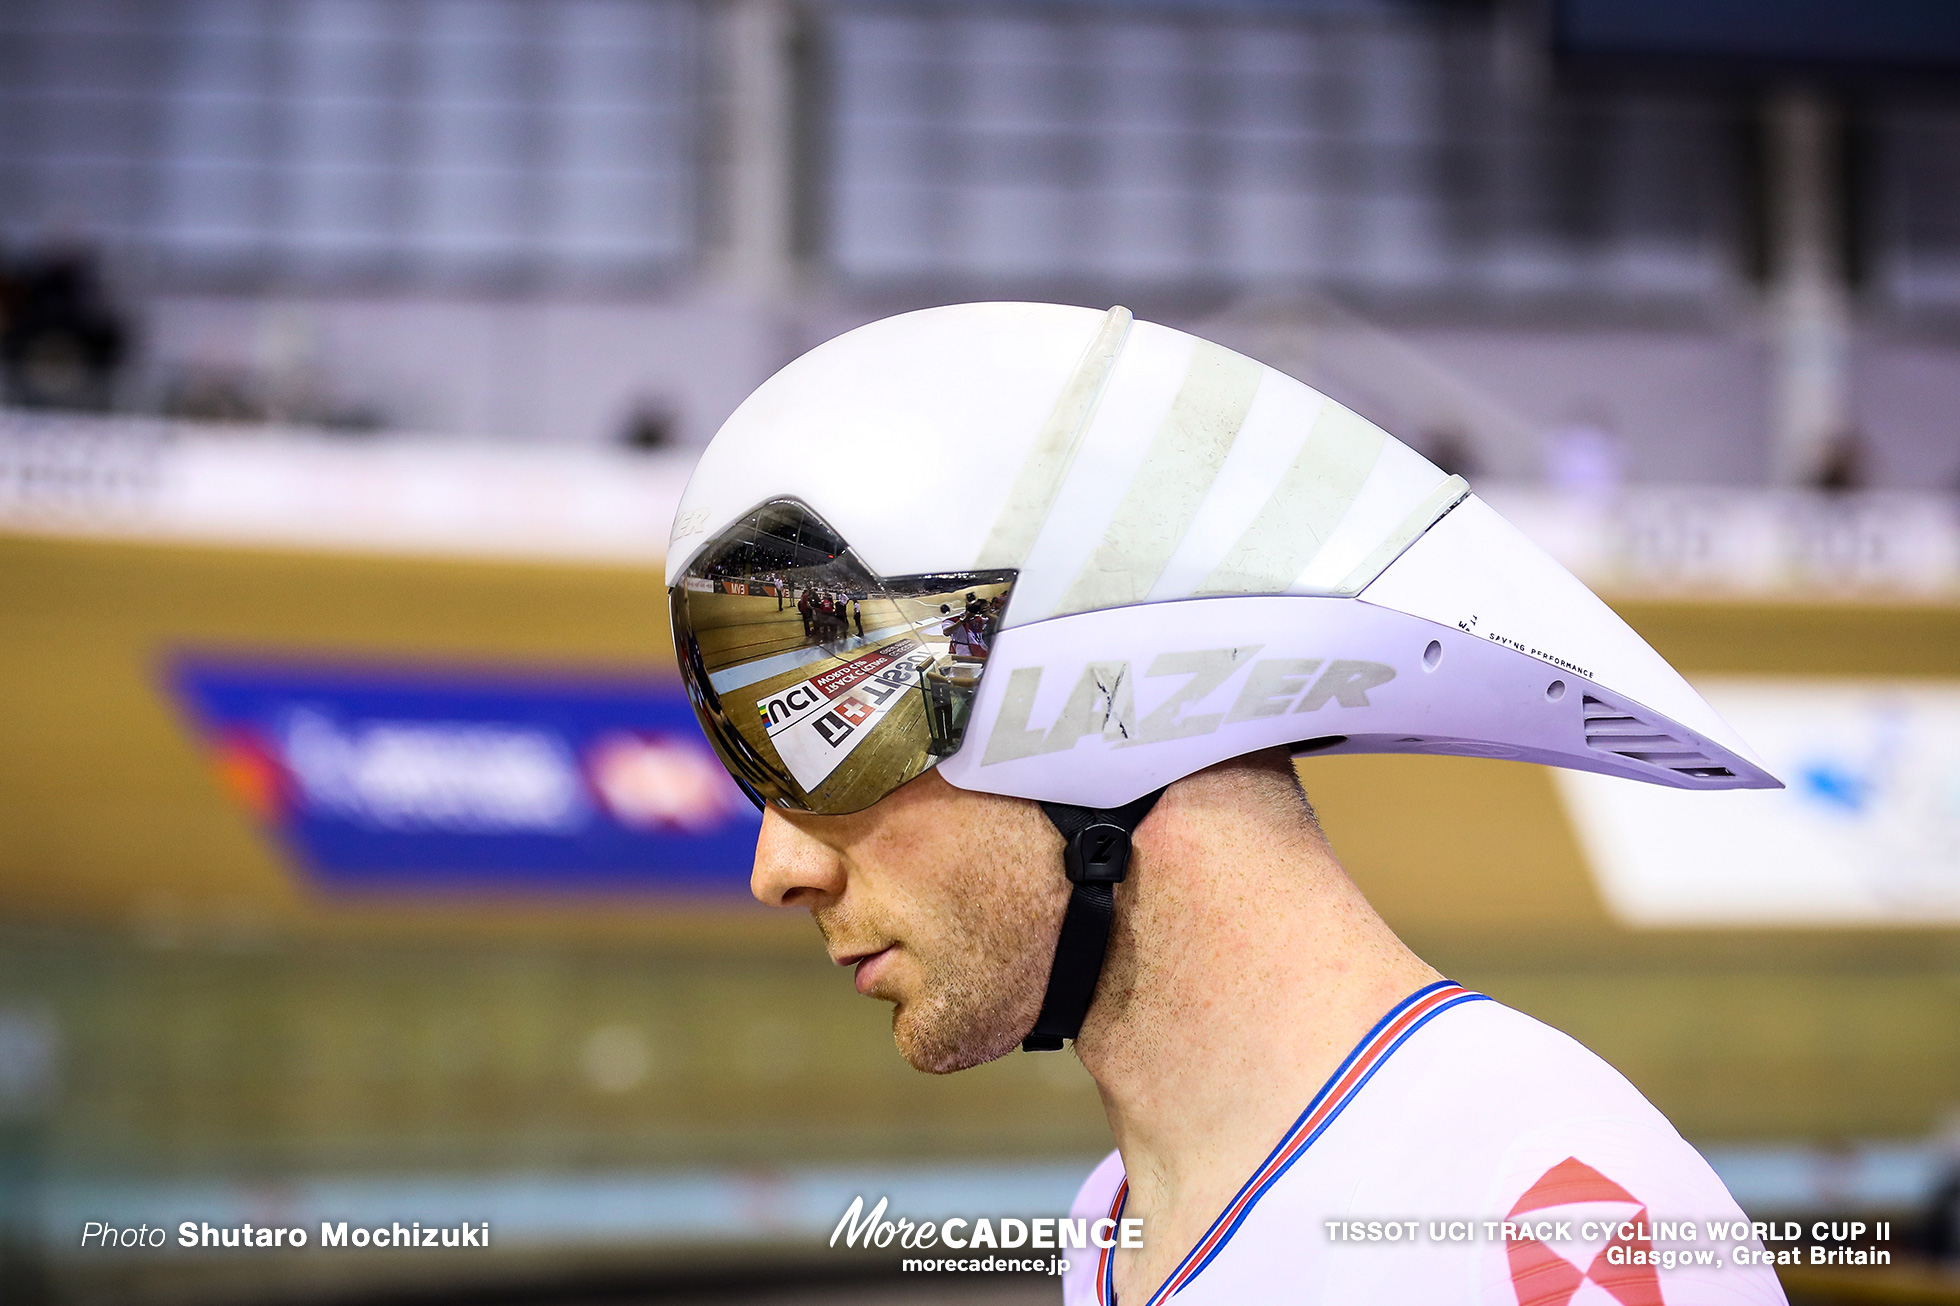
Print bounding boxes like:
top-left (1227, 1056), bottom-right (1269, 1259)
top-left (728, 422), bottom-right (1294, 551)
top-left (752, 771), bottom-right (1068, 1073)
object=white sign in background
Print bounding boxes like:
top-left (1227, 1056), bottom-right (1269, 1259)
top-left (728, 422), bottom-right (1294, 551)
top-left (1556, 679), bottom-right (1960, 926)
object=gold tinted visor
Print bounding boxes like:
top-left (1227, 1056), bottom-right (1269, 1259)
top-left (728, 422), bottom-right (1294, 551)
top-left (671, 499), bottom-right (1015, 815)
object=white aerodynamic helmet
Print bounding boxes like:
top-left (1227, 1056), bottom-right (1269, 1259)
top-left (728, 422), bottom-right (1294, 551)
top-left (669, 303), bottom-right (1778, 1049)
top-left (668, 301), bottom-right (1777, 814)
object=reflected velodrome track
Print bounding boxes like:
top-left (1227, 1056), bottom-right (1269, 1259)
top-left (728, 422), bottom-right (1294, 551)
top-left (687, 587), bottom-right (1005, 812)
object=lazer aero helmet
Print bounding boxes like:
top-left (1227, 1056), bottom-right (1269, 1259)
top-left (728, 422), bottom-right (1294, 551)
top-left (668, 303), bottom-right (1780, 1048)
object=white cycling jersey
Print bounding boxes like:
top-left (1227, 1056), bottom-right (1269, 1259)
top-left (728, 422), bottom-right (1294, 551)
top-left (1064, 981), bottom-right (1787, 1306)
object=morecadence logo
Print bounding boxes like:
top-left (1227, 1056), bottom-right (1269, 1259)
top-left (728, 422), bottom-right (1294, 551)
top-left (830, 1195), bottom-right (1140, 1259)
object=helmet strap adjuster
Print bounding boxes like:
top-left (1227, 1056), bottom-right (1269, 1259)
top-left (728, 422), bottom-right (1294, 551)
top-left (1062, 822), bottom-right (1133, 885)
top-left (1021, 789), bottom-right (1166, 1053)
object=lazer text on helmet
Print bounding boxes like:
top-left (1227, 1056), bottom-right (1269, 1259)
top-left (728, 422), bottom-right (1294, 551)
top-left (980, 647), bottom-right (1395, 765)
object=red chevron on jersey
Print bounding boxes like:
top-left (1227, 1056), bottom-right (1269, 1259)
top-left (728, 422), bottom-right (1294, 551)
top-left (1506, 1157), bottom-right (1663, 1306)
top-left (1063, 997), bottom-right (1785, 1306)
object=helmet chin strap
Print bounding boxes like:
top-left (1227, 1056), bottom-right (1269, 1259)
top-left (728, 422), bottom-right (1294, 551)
top-left (1021, 788), bottom-right (1167, 1052)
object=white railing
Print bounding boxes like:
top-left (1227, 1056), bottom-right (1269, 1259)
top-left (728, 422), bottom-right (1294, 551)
top-left (0, 410), bottom-right (689, 566)
top-left (1485, 486), bottom-right (1960, 604)
top-left (3, 409), bottom-right (1957, 602)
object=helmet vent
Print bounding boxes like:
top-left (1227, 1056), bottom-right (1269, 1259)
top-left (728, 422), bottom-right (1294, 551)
top-left (1580, 694), bottom-right (1735, 780)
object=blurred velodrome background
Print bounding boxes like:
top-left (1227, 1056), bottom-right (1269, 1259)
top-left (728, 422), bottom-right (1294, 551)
top-left (3, 1), bottom-right (1960, 1303)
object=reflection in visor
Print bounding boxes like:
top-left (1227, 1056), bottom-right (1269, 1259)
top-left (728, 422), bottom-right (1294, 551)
top-left (670, 499), bottom-right (1014, 815)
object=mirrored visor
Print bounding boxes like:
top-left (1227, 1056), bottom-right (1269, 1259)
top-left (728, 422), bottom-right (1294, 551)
top-left (670, 498), bottom-right (1015, 815)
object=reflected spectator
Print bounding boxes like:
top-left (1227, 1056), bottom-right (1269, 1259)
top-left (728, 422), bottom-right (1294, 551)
top-left (619, 402), bottom-right (676, 452)
top-left (0, 247), bottom-right (129, 412)
top-left (1814, 429), bottom-right (1867, 493)
top-left (161, 370), bottom-right (266, 423)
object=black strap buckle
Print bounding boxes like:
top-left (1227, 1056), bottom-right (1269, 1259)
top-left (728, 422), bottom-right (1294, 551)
top-left (1063, 822), bottom-right (1133, 885)
top-left (1021, 789), bottom-right (1165, 1052)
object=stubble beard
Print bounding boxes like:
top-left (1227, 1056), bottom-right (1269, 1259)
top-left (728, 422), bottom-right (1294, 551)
top-left (893, 888), bottom-right (1056, 1074)
top-left (818, 807), bottom-right (1068, 1075)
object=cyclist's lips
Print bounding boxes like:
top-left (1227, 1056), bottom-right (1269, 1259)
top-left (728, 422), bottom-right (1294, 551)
top-left (840, 945), bottom-right (898, 995)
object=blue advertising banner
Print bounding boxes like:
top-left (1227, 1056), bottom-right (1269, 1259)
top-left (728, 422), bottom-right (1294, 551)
top-left (169, 655), bottom-right (761, 893)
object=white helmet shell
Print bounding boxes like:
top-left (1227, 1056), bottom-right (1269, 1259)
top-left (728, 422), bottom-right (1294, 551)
top-left (670, 303), bottom-right (1779, 808)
